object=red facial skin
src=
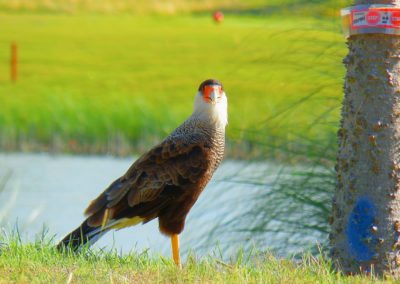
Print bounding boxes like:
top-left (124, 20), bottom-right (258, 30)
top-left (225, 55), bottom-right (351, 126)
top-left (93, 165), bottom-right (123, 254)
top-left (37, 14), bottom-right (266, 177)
top-left (202, 85), bottom-right (223, 103)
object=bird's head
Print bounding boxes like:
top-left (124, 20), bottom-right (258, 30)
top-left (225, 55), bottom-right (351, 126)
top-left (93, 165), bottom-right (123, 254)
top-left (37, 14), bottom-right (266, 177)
top-left (193, 79), bottom-right (228, 128)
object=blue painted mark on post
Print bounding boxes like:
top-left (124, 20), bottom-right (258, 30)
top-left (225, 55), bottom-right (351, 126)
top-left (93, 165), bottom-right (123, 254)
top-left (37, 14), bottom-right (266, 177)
top-left (346, 197), bottom-right (377, 261)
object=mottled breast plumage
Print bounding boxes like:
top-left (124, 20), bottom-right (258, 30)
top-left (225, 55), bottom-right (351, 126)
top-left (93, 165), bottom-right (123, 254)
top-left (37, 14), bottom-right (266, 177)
top-left (170, 116), bottom-right (225, 173)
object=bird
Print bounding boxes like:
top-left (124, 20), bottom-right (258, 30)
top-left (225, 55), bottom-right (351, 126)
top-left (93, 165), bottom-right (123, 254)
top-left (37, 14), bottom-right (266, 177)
top-left (57, 79), bottom-right (228, 267)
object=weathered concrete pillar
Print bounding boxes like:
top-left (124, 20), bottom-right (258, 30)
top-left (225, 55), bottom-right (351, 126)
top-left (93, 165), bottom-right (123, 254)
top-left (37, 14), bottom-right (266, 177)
top-left (330, 0), bottom-right (400, 276)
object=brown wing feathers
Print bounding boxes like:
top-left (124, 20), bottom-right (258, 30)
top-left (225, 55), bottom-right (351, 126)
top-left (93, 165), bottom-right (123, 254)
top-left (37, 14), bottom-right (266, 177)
top-left (84, 135), bottom-right (210, 229)
top-left (57, 133), bottom-right (213, 250)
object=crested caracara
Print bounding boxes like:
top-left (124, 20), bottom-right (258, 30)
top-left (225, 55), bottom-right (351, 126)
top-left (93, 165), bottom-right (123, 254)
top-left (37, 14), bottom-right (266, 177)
top-left (57, 79), bottom-right (228, 267)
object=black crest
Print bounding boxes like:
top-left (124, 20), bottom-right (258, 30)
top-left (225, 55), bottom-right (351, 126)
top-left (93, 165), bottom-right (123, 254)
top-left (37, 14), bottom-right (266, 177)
top-left (198, 79), bottom-right (223, 91)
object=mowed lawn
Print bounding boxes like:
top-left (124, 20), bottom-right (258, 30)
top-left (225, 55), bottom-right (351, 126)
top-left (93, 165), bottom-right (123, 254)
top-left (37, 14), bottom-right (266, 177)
top-left (0, 14), bottom-right (346, 155)
top-left (0, 240), bottom-right (387, 283)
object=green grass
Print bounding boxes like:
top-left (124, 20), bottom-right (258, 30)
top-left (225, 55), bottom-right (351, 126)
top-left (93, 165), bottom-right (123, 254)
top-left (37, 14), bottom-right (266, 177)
top-left (0, 238), bottom-right (390, 283)
top-left (0, 13), bottom-right (346, 156)
top-left (0, 0), bottom-right (350, 17)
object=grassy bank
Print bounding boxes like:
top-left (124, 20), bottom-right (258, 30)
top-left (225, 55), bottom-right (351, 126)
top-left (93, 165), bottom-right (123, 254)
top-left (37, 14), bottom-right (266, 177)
top-left (0, 239), bottom-right (387, 283)
top-left (0, 13), bottom-right (345, 157)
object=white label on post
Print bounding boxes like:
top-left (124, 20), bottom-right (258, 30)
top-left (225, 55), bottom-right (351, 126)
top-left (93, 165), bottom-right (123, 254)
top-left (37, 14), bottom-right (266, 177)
top-left (341, 5), bottom-right (400, 37)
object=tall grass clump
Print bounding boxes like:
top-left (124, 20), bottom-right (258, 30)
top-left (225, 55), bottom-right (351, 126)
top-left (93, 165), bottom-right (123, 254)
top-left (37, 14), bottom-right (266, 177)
top-left (203, 99), bottom-right (339, 257)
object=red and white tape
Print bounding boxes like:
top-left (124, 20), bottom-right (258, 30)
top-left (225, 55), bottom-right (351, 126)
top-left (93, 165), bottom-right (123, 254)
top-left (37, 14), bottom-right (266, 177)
top-left (341, 5), bottom-right (400, 37)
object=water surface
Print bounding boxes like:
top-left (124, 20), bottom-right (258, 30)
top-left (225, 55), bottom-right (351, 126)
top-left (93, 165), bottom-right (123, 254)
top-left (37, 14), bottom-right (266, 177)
top-left (0, 153), bottom-right (272, 258)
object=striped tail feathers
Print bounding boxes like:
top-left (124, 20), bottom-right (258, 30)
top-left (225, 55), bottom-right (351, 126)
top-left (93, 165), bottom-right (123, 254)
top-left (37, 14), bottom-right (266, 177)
top-left (57, 190), bottom-right (164, 252)
top-left (56, 219), bottom-right (108, 251)
top-left (57, 210), bottom-right (116, 252)
top-left (57, 215), bottom-right (145, 251)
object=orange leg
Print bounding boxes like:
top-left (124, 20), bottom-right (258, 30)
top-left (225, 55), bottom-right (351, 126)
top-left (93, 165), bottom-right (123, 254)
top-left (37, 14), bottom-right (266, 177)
top-left (171, 234), bottom-right (182, 268)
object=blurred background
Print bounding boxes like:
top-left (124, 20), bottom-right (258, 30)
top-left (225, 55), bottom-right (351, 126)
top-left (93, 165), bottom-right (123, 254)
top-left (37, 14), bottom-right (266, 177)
top-left (0, 0), bottom-right (351, 259)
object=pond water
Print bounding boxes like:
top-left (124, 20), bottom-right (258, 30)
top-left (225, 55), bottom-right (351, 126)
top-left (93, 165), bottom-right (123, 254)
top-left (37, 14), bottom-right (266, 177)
top-left (0, 153), bottom-right (274, 259)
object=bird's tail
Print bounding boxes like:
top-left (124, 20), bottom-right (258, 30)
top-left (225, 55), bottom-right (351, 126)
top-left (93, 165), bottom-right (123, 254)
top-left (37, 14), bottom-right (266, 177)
top-left (56, 219), bottom-right (109, 251)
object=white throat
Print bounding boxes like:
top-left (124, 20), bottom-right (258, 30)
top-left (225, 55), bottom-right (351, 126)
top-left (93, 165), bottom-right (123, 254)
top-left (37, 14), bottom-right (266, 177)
top-left (192, 91), bottom-right (228, 128)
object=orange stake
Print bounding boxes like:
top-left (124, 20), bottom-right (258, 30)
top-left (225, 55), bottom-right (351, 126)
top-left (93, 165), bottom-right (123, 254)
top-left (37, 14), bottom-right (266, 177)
top-left (10, 42), bottom-right (17, 82)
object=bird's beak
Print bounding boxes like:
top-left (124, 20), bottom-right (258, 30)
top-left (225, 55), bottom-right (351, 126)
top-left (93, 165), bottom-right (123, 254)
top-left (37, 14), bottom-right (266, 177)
top-left (209, 91), bottom-right (217, 104)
